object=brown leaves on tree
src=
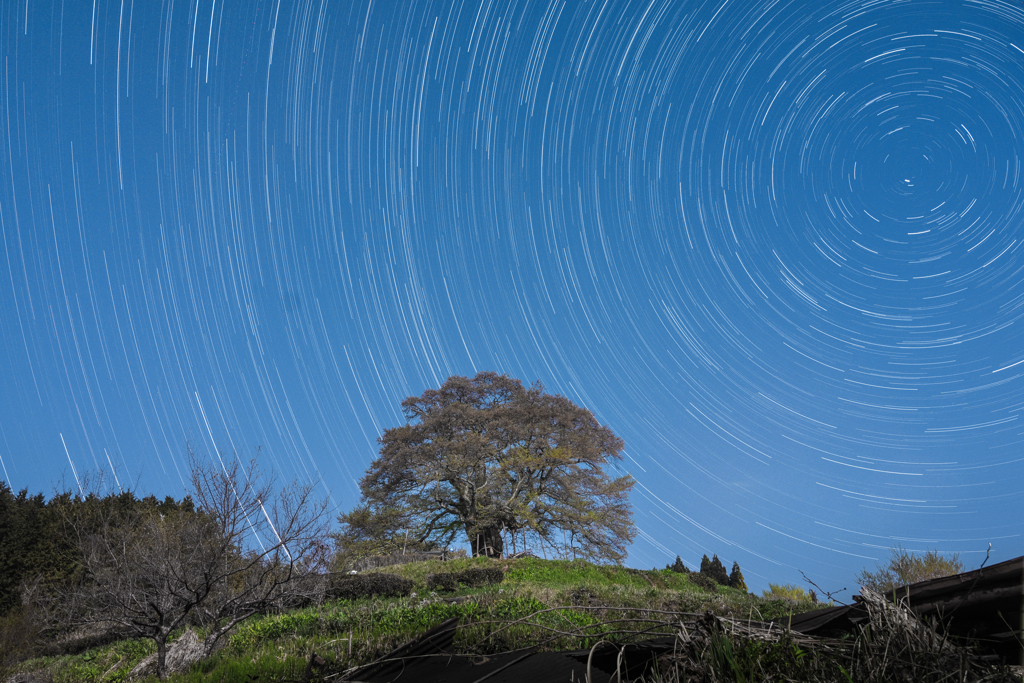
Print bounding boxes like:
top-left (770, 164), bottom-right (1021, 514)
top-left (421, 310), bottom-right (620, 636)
top-left (338, 372), bottom-right (636, 564)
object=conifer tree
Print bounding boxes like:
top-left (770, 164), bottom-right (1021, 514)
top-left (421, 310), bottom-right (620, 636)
top-left (729, 561), bottom-right (748, 591)
top-left (669, 555), bottom-right (689, 573)
top-left (707, 554), bottom-right (729, 585)
top-left (699, 554), bottom-right (712, 574)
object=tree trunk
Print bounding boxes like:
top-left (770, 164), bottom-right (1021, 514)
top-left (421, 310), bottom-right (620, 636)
top-left (470, 525), bottom-right (504, 558)
top-left (156, 633), bottom-right (168, 680)
top-left (203, 621), bottom-right (234, 659)
top-left (203, 632), bottom-right (220, 660)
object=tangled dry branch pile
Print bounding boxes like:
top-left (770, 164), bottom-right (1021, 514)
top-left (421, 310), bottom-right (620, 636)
top-left (652, 588), bottom-right (1018, 683)
top-left (408, 588), bottom-right (1020, 683)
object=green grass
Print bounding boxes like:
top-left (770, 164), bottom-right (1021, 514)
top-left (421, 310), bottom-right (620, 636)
top-left (4, 557), bottom-right (830, 682)
top-left (13, 636), bottom-right (155, 683)
top-left (174, 651), bottom-right (311, 683)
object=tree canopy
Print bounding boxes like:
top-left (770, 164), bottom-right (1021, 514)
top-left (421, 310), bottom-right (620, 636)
top-left (699, 553), bottom-right (730, 586)
top-left (856, 545), bottom-right (963, 595)
top-left (0, 480), bottom-right (195, 617)
top-left (337, 372), bottom-right (636, 563)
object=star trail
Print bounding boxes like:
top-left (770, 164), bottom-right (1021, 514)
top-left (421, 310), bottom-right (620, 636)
top-left (2, 0), bottom-right (1022, 592)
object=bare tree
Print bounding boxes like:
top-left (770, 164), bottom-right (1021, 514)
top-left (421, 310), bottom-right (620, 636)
top-left (43, 449), bottom-right (329, 679)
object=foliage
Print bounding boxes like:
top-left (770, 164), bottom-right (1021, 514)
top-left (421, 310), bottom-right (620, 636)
top-left (175, 651), bottom-right (310, 683)
top-left (698, 553), bottom-right (730, 586)
top-left (667, 555), bottom-right (690, 573)
top-left (344, 554), bottom-right (500, 589)
top-left (855, 545), bottom-right (963, 595)
top-left (0, 482), bottom-right (51, 616)
top-left (153, 589), bottom-right (1024, 683)
top-left (503, 558), bottom-right (658, 591)
top-left (33, 449), bottom-right (330, 679)
top-left (328, 573), bottom-right (415, 601)
top-left (456, 567), bottom-right (505, 587)
top-left (359, 556), bottom-right (703, 598)
top-left (426, 567), bottom-right (504, 593)
top-left (708, 554), bottom-right (730, 585)
top-left (337, 372), bottom-right (636, 563)
top-left (330, 504), bottom-right (438, 571)
top-left (0, 479), bottom-right (197, 619)
top-left (0, 606), bottom-right (42, 678)
top-left (653, 590), bottom-right (1022, 683)
top-left (762, 583), bottom-right (809, 602)
top-left (12, 556), bottom-right (852, 681)
top-left (688, 571), bottom-right (719, 593)
top-left (425, 572), bottom-right (461, 592)
top-left (8, 635), bottom-right (155, 683)
top-left (229, 608), bottom-right (350, 651)
top-left (729, 560), bottom-right (748, 591)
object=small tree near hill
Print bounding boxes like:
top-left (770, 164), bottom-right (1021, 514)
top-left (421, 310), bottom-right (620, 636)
top-left (699, 554), bottom-right (729, 585)
top-left (728, 561), bottom-right (747, 591)
top-left (762, 583), bottom-right (808, 602)
top-left (666, 555), bottom-right (689, 573)
top-left (688, 572), bottom-right (719, 593)
top-left (38, 449), bottom-right (329, 679)
top-left (331, 504), bottom-right (437, 571)
top-left (856, 545), bottom-right (962, 595)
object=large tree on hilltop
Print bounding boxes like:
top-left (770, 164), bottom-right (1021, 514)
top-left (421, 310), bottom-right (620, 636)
top-left (339, 372), bottom-right (636, 563)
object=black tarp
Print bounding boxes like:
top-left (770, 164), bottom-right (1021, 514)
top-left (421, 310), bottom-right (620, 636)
top-left (340, 619), bottom-right (676, 683)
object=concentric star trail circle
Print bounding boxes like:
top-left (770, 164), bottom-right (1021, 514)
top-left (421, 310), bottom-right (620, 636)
top-left (1, 0), bottom-right (1021, 591)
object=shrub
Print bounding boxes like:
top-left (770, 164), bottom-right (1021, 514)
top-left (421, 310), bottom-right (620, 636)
top-left (426, 567), bottom-right (504, 593)
top-left (688, 572), bottom-right (719, 593)
top-left (855, 546), bottom-right (962, 595)
top-left (762, 583), bottom-right (807, 602)
top-left (457, 567), bottom-right (504, 587)
top-left (426, 573), bottom-right (460, 593)
top-left (0, 606), bottom-right (41, 676)
top-left (568, 586), bottom-right (597, 606)
top-left (328, 573), bottom-right (414, 601)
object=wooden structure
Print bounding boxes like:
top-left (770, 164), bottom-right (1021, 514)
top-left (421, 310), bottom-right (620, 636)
top-left (776, 555), bottom-right (1024, 665)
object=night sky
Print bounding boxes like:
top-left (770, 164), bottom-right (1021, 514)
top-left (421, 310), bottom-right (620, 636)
top-left (2, 0), bottom-right (1023, 594)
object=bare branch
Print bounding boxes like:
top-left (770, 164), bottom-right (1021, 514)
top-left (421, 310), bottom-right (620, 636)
top-left (38, 447), bottom-right (329, 679)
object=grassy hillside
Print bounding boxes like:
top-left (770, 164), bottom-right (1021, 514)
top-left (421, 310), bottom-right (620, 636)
top-left (8, 556), bottom-right (1020, 682)
top-left (4, 556), bottom-right (821, 682)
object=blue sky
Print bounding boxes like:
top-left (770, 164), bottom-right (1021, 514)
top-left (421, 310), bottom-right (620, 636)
top-left (2, 0), bottom-right (1022, 595)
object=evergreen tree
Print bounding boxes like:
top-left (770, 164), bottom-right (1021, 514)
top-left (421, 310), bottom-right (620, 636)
top-left (699, 554), bottom-right (712, 575)
top-left (728, 561), bottom-right (748, 591)
top-left (0, 483), bottom-right (50, 615)
top-left (0, 480), bottom-right (202, 617)
top-left (668, 555), bottom-right (689, 573)
top-left (707, 554), bottom-right (729, 585)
